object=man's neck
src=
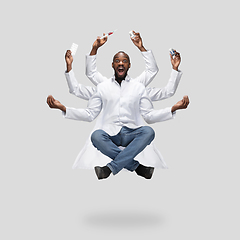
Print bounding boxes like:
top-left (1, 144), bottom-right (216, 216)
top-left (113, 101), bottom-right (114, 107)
top-left (115, 75), bottom-right (127, 86)
top-left (116, 78), bottom-right (123, 85)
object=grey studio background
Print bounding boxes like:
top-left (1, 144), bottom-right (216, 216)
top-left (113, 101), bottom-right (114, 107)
top-left (1, 0), bottom-right (239, 239)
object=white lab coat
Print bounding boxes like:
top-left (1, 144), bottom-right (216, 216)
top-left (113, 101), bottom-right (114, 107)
top-left (64, 50), bottom-right (182, 169)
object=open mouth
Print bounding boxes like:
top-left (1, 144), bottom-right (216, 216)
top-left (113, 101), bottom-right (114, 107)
top-left (117, 67), bottom-right (125, 76)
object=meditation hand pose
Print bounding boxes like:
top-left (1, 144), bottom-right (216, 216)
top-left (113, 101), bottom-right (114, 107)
top-left (47, 31), bottom-right (189, 180)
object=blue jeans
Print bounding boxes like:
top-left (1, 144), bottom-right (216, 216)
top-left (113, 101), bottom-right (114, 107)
top-left (91, 126), bottom-right (155, 175)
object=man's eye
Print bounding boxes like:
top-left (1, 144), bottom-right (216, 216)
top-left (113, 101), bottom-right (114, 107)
top-left (115, 60), bottom-right (120, 63)
top-left (123, 60), bottom-right (127, 63)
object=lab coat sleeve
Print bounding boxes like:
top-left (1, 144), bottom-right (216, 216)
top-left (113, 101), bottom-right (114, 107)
top-left (146, 69), bottom-right (183, 101)
top-left (140, 89), bottom-right (176, 124)
top-left (65, 70), bottom-right (97, 100)
top-left (63, 89), bottom-right (102, 122)
top-left (85, 54), bottom-right (108, 86)
top-left (134, 50), bottom-right (159, 87)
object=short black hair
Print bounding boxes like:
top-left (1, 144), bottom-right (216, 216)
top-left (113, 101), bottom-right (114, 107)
top-left (113, 51), bottom-right (130, 63)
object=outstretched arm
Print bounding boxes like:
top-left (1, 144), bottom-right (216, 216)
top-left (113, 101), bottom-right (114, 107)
top-left (46, 92), bottom-right (102, 122)
top-left (146, 50), bottom-right (183, 101)
top-left (140, 89), bottom-right (190, 124)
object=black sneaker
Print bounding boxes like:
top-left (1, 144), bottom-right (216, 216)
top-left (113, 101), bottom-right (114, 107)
top-left (94, 166), bottom-right (112, 180)
top-left (135, 164), bottom-right (154, 179)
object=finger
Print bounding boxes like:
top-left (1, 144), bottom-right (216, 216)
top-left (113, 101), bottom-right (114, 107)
top-left (102, 33), bottom-right (108, 40)
top-left (174, 51), bottom-right (179, 57)
top-left (183, 96), bottom-right (189, 108)
top-left (49, 97), bottom-right (53, 107)
top-left (47, 95), bottom-right (53, 101)
top-left (133, 36), bottom-right (139, 41)
top-left (47, 97), bottom-right (52, 108)
top-left (50, 96), bottom-right (55, 107)
top-left (174, 50), bottom-right (180, 55)
top-left (170, 53), bottom-right (173, 61)
top-left (67, 50), bottom-right (72, 57)
top-left (183, 95), bottom-right (188, 101)
top-left (183, 96), bottom-right (187, 106)
top-left (47, 96), bottom-right (51, 106)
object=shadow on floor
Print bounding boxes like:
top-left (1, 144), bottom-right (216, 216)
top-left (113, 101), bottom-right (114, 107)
top-left (82, 209), bottom-right (165, 229)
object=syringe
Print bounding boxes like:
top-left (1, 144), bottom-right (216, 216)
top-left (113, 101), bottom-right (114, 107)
top-left (100, 29), bottom-right (117, 39)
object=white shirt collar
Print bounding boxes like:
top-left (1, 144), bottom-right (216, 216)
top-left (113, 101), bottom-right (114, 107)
top-left (111, 74), bottom-right (131, 82)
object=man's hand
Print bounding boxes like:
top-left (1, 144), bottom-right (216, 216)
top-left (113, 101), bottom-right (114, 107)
top-left (65, 50), bottom-right (73, 72)
top-left (90, 34), bottom-right (108, 55)
top-left (171, 95), bottom-right (190, 112)
top-left (47, 95), bottom-right (66, 113)
top-left (130, 31), bottom-right (146, 52)
top-left (170, 50), bottom-right (181, 71)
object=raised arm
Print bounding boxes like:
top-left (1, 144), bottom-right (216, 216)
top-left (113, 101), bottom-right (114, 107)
top-left (146, 50), bottom-right (182, 101)
top-left (131, 31), bottom-right (159, 86)
top-left (65, 50), bottom-right (96, 100)
top-left (86, 35), bottom-right (109, 86)
top-left (86, 31), bottom-right (159, 87)
top-left (146, 69), bottom-right (182, 101)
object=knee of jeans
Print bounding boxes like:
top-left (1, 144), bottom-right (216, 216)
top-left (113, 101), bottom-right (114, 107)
top-left (143, 126), bottom-right (155, 142)
top-left (91, 129), bottom-right (105, 146)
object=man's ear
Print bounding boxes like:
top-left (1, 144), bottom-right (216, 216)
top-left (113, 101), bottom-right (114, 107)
top-left (112, 62), bottom-right (114, 68)
top-left (129, 63), bottom-right (131, 68)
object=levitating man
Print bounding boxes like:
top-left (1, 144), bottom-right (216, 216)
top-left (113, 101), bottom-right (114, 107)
top-left (58, 31), bottom-right (186, 179)
top-left (47, 48), bottom-right (189, 179)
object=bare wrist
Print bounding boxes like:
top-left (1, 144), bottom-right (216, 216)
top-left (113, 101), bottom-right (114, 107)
top-left (173, 66), bottom-right (178, 71)
top-left (66, 64), bottom-right (72, 73)
top-left (139, 46), bottom-right (147, 52)
top-left (171, 105), bottom-right (178, 113)
top-left (60, 105), bottom-right (66, 113)
top-left (90, 46), bottom-right (98, 56)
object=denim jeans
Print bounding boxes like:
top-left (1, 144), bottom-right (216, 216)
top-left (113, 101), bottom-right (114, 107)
top-left (91, 126), bottom-right (155, 175)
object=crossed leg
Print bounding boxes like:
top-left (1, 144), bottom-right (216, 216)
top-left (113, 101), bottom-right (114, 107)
top-left (91, 126), bottom-right (155, 178)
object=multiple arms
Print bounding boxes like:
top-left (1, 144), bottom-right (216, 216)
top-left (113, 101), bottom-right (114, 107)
top-left (47, 31), bottom-right (189, 121)
top-left (86, 31), bottom-right (158, 86)
top-left (46, 94), bottom-right (189, 123)
top-left (65, 31), bottom-right (183, 102)
top-left (85, 31), bottom-right (182, 100)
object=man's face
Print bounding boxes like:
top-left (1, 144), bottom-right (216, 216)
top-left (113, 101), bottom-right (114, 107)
top-left (112, 52), bottom-right (131, 80)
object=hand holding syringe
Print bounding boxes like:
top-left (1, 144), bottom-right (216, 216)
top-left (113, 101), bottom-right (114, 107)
top-left (100, 29), bottom-right (117, 39)
top-left (90, 30), bottom-right (116, 55)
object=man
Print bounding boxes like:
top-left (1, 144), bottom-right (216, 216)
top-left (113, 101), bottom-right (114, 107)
top-left (61, 31), bottom-right (185, 177)
top-left (65, 31), bottom-right (182, 101)
top-left (85, 31), bottom-right (181, 90)
top-left (47, 49), bottom-right (189, 179)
